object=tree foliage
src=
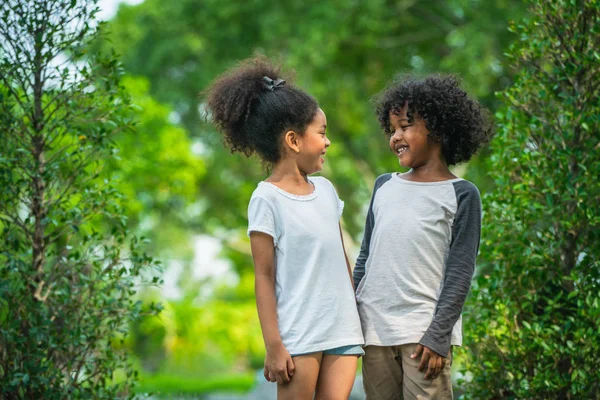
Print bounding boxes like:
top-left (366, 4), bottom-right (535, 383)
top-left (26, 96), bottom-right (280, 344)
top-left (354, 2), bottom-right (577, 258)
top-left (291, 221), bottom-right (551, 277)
top-left (0, 1), bottom-right (159, 397)
top-left (461, 1), bottom-right (600, 397)
top-left (105, 0), bottom-right (528, 240)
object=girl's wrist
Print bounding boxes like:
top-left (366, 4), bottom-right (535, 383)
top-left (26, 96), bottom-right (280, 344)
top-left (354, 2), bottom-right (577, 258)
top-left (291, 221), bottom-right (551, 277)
top-left (265, 338), bottom-right (283, 350)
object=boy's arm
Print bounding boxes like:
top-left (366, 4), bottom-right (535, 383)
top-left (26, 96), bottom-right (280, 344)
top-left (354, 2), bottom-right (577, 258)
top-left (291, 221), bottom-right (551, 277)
top-left (419, 182), bottom-right (482, 357)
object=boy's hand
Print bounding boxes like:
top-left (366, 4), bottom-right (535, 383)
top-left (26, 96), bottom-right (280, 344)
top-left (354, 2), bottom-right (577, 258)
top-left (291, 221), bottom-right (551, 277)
top-left (411, 344), bottom-right (447, 380)
top-left (264, 342), bottom-right (295, 384)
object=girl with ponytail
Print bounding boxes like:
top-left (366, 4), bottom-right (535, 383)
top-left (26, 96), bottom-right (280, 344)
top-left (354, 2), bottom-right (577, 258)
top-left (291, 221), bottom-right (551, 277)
top-left (206, 57), bottom-right (364, 399)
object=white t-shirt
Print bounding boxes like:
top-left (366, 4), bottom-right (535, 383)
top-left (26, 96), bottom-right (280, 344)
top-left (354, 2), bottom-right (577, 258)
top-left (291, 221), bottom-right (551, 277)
top-left (247, 176), bottom-right (364, 355)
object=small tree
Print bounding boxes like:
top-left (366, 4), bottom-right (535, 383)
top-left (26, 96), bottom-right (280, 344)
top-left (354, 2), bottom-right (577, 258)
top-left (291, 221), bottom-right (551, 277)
top-left (462, 1), bottom-right (600, 398)
top-left (0, 0), bottom-right (159, 398)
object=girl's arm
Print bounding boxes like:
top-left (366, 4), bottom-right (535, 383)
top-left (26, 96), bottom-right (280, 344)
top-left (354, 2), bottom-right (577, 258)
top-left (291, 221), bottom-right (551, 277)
top-left (339, 223), bottom-right (354, 291)
top-left (250, 231), bottom-right (295, 384)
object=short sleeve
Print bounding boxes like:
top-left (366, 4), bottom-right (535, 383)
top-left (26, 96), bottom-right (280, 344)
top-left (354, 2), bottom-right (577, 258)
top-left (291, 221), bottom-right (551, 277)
top-left (247, 196), bottom-right (278, 246)
top-left (337, 197), bottom-right (344, 219)
top-left (321, 178), bottom-right (344, 219)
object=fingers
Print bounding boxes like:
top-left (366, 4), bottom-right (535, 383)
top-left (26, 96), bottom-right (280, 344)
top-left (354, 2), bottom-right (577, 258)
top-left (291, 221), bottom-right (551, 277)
top-left (287, 357), bottom-right (296, 378)
top-left (268, 370), bottom-right (276, 383)
top-left (279, 366), bottom-right (291, 384)
top-left (434, 356), bottom-right (443, 379)
top-left (417, 347), bottom-right (429, 372)
top-left (271, 360), bottom-right (291, 384)
top-left (264, 365), bottom-right (270, 382)
top-left (411, 344), bottom-right (423, 360)
top-left (425, 354), bottom-right (445, 380)
top-left (424, 354), bottom-right (437, 380)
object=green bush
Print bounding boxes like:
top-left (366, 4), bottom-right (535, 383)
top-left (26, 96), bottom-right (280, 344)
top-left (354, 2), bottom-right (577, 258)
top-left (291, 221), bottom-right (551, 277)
top-left (0, 1), bottom-right (159, 398)
top-left (461, 1), bottom-right (600, 398)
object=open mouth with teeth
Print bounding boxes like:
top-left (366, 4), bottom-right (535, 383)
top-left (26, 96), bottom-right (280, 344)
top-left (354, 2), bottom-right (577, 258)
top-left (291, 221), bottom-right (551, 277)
top-left (396, 145), bottom-right (409, 156)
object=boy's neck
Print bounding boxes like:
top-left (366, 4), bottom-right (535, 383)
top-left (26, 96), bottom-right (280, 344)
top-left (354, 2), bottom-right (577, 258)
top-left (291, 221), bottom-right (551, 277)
top-left (401, 159), bottom-right (457, 182)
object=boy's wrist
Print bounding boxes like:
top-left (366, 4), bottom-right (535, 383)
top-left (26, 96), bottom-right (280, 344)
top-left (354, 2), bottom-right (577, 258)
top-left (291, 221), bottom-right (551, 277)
top-left (419, 331), bottom-right (450, 358)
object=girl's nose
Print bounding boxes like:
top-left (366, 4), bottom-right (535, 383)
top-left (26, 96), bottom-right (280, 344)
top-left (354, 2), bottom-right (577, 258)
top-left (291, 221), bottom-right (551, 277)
top-left (325, 137), bottom-right (331, 147)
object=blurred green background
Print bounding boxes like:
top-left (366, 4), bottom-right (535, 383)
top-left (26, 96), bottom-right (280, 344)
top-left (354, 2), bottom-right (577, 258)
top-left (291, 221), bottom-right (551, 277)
top-left (97, 0), bottom-right (528, 395)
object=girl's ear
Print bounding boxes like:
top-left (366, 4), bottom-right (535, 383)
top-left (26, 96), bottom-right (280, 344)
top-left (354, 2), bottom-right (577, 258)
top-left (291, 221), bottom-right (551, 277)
top-left (284, 130), bottom-right (301, 153)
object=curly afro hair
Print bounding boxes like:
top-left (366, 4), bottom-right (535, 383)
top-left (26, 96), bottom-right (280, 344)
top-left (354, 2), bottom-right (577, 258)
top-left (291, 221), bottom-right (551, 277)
top-left (373, 74), bottom-right (493, 165)
top-left (204, 57), bottom-right (319, 163)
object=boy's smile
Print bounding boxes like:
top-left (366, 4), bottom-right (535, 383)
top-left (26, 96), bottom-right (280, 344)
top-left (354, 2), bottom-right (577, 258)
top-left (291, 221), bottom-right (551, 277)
top-left (389, 106), bottom-right (442, 169)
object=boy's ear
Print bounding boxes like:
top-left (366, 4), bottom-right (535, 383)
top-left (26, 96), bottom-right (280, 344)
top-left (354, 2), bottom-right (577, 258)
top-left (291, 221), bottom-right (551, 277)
top-left (284, 130), bottom-right (301, 153)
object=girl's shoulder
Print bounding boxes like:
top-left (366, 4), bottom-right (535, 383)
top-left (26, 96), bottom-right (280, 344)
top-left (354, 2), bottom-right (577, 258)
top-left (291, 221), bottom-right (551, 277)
top-left (249, 181), bottom-right (278, 203)
top-left (309, 175), bottom-right (331, 186)
top-left (310, 176), bottom-right (339, 197)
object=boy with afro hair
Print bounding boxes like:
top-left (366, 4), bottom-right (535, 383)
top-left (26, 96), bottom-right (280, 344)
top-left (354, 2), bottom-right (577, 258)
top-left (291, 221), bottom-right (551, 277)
top-left (354, 74), bottom-right (493, 399)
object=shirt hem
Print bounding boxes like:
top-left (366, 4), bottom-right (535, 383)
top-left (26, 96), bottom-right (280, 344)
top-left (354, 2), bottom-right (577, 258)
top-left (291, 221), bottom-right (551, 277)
top-left (286, 337), bottom-right (365, 355)
top-left (247, 226), bottom-right (277, 245)
top-left (364, 336), bottom-right (461, 347)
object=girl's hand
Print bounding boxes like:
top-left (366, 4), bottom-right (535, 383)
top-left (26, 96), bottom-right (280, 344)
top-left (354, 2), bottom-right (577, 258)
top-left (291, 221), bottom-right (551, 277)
top-left (263, 342), bottom-right (295, 384)
top-left (411, 344), bottom-right (447, 380)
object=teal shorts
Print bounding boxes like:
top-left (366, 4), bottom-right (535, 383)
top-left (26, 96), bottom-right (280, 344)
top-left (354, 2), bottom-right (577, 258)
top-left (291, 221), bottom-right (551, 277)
top-left (291, 344), bottom-right (364, 357)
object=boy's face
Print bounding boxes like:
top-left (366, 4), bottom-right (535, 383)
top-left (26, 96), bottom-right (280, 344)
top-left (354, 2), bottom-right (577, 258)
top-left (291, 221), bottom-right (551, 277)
top-left (389, 105), bottom-right (442, 169)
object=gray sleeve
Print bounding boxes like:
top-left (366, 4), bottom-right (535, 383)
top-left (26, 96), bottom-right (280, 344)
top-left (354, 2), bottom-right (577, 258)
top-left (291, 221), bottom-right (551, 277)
top-left (419, 180), bottom-right (482, 357)
top-left (353, 174), bottom-right (393, 290)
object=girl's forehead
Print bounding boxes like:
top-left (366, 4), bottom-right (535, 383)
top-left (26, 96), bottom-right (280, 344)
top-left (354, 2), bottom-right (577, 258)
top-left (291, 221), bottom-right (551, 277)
top-left (312, 107), bottom-right (327, 125)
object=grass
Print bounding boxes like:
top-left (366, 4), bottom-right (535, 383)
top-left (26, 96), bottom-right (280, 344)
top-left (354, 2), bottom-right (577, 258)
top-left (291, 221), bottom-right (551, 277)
top-left (134, 372), bottom-right (255, 396)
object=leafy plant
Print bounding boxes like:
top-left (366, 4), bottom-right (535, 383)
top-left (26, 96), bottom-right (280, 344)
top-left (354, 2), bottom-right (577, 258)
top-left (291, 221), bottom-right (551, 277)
top-left (0, 1), bottom-right (160, 398)
top-left (461, 1), bottom-right (600, 398)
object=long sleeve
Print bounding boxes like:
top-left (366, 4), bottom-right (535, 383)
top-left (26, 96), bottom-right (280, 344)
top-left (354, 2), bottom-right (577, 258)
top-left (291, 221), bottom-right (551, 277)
top-left (419, 180), bottom-right (481, 357)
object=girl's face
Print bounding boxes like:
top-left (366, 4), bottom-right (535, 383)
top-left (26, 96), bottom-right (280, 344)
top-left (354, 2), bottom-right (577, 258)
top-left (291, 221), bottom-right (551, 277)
top-left (296, 108), bottom-right (330, 175)
top-left (389, 105), bottom-right (441, 169)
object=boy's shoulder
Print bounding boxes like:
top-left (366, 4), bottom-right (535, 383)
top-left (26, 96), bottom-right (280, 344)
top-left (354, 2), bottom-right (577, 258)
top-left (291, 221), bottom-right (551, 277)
top-left (375, 173), bottom-right (394, 183)
top-left (452, 178), bottom-right (481, 198)
top-left (374, 173), bottom-right (394, 189)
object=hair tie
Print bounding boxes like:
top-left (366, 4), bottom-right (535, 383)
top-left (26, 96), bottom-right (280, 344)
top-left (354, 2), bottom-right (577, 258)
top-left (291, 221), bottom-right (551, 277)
top-left (263, 76), bottom-right (286, 91)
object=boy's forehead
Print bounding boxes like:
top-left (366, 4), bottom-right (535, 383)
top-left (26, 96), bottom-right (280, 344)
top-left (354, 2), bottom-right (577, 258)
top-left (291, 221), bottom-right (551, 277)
top-left (390, 110), bottom-right (408, 120)
top-left (390, 103), bottom-right (409, 117)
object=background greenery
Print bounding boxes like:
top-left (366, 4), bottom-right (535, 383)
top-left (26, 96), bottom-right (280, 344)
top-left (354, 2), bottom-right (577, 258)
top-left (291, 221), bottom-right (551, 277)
top-left (100, 0), bottom-right (529, 393)
top-left (2, 0), bottom-right (598, 398)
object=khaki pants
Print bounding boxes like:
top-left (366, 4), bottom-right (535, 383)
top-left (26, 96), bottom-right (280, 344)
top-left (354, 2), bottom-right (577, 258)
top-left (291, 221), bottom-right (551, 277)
top-left (362, 344), bottom-right (453, 400)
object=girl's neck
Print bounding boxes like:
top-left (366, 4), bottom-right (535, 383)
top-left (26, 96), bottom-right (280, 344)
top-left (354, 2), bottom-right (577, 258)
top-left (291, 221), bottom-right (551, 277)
top-left (265, 159), bottom-right (314, 195)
